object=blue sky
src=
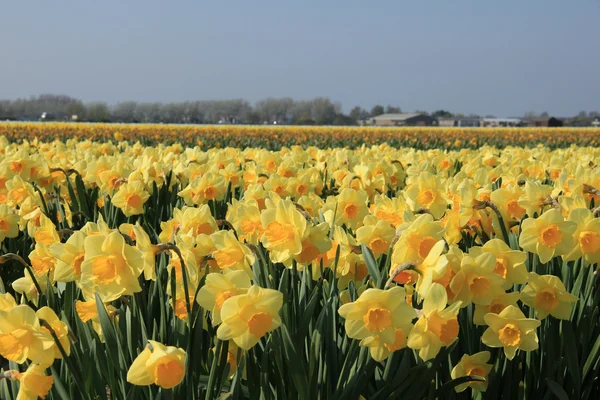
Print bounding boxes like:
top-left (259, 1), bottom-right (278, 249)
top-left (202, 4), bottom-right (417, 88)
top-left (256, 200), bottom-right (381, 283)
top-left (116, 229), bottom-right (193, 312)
top-left (1, 0), bottom-right (598, 116)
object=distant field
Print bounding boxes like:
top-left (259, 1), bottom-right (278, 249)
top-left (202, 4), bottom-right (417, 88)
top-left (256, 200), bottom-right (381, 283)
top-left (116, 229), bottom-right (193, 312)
top-left (1, 122), bottom-right (599, 149)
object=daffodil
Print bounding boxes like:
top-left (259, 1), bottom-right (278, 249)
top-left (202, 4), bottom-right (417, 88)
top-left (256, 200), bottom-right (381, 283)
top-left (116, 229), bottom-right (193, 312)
top-left (470, 239), bottom-right (528, 288)
top-left (338, 286), bottom-right (416, 361)
top-left (519, 208), bottom-right (577, 263)
top-left (260, 198), bottom-right (308, 264)
top-left (0, 305), bottom-right (54, 365)
top-left (519, 272), bottom-right (578, 320)
top-left (197, 270), bottom-right (252, 326)
top-left (473, 292), bottom-right (521, 325)
top-left (211, 230), bottom-right (256, 274)
top-left (111, 180), bottom-right (150, 216)
top-left (51, 230), bottom-right (86, 282)
top-left (356, 216), bottom-right (396, 257)
top-left (217, 285), bottom-right (283, 350)
top-left (481, 305), bottom-right (540, 360)
top-left (405, 171), bottom-right (450, 219)
top-left (127, 340), bottom-right (186, 389)
top-left (79, 230), bottom-right (144, 302)
top-left (323, 188), bottom-right (370, 230)
top-left (8, 363), bottom-right (54, 400)
top-left (0, 204), bottom-right (20, 243)
top-left (564, 208), bottom-right (600, 264)
top-left (407, 283), bottom-right (462, 360)
top-left (451, 351), bottom-right (493, 392)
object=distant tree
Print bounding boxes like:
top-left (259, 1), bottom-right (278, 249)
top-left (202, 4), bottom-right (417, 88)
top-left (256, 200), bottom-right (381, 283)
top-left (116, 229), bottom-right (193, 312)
top-left (385, 105), bottom-right (401, 114)
top-left (332, 113), bottom-right (356, 126)
top-left (311, 97), bottom-right (337, 125)
top-left (85, 103), bottom-right (112, 122)
top-left (359, 109), bottom-right (370, 123)
top-left (432, 110), bottom-right (453, 118)
top-left (370, 105), bottom-right (384, 117)
top-left (349, 106), bottom-right (362, 122)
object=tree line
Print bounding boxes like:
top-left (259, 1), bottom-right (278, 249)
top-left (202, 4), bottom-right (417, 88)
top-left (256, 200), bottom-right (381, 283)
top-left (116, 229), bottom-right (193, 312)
top-left (1, 94), bottom-right (598, 126)
top-left (0, 94), bottom-right (403, 125)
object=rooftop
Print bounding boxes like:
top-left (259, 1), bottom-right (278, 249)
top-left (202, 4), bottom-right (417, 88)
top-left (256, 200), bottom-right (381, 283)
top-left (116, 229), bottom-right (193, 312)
top-left (371, 113), bottom-right (425, 120)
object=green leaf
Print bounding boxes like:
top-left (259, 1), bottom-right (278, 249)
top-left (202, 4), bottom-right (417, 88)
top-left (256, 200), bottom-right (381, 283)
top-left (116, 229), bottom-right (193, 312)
top-left (546, 379), bottom-right (570, 400)
top-left (562, 321), bottom-right (581, 398)
top-left (582, 329), bottom-right (600, 380)
top-left (278, 325), bottom-right (309, 400)
top-left (361, 244), bottom-right (381, 287)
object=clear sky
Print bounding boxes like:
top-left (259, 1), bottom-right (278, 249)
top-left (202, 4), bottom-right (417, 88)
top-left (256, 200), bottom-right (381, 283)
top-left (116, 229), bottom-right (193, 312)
top-left (1, 0), bottom-right (598, 116)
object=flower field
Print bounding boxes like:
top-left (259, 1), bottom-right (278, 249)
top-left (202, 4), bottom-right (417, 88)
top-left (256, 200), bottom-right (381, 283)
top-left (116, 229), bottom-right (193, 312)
top-left (0, 126), bottom-right (599, 399)
top-left (1, 122), bottom-right (600, 149)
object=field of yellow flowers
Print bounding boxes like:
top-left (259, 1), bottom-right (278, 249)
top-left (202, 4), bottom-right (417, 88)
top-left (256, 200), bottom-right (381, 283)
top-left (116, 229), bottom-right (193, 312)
top-left (0, 126), bottom-right (599, 399)
top-left (1, 121), bottom-right (600, 149)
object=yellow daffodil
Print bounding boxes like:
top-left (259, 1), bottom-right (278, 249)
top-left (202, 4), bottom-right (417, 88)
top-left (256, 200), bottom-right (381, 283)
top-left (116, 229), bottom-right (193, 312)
top-left (519, 272), bottom-right (578, 320)
top-left (0, 204), bottom-right (20, 243)
top-left (8, 363), bottom-right (54, 400)
top-left (564, 208), bottom-right (600, 264)
top-left (127, 340), bottom-right (186, 389)
top-left (338, 286), bottom-right (416, 361)
top-left (470, 239), bottom-right (528, 288)
top-left (79, 230), bottom-right (144, 302)
top-left (451, 351), bottom-right (493, 392)
top-left (407, 283), bottom-right (462, 360)
top-left (405, 171), bottom-right (450, 219)
top-left (356, 216), bottom-right (396, 257)
top-left (473, 292), bottom-right (521, 325)
top-left (519, 208), bottom-right (577, 263)
top-left (0, 305), bottom-right (54, 365)
top-left (211, 230), bottom-right (256, 274)
top-left (197, 270), bottom-right (252, 326)
top-left (217, 285), bottom-right (283, 350)
top-left (111, 180), bottom-right (150, 216)
top-left (481, 305), bottom-right (540, 360)
top-left (51, 230), bottom-right (86, 282)
top-left (260, 198), bottom-right (308, 264)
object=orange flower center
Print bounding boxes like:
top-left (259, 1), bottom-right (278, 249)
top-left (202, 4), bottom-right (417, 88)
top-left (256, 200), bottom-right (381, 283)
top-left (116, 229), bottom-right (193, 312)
top-left (91, 255), bottom-right (121, 284)
top-left (369, 238), bottom-right (390, 256)
top-left (127, 194), bottom-right (142, 209)
top-left (296, 184), bottom-right (307, 196)
top-left (494, 257), bottom-right (508, 279)
top-left (71, 252), bottom-right (85, 275)
top-left (417, 189), bottom-right (436, 207)
top-left (489, 302), bottom-right (506, 314)
top-left (506, 199), bottom-right (525, 218)
top-left (428, 314), bottom-right (459, 344)
top-left (393, 269), bottom-right (417, 285)
top-left (466, 365), bottom-right (486, 378)
top-left (0, 218), bottom-right (9, 231)
top-left (204, 186), bottom-right (217, 200)
top-left (384, 328), bottom-right (406, 352)
top-left (363, 308), bottom-right (392, 332)
top-left (247, 312), bottom-right (272, 338)
top-left (417, 236), bottom-right (437, 259)
top-left (540, 224), bottom-right (562, 248)
top-left (579, 231), bottom-right (600, 254)
top-left (215, 290), bottom-right (234, 310)
top-left (153, 357), bottom-right (185, 389)
top-left (265, 221), bottom-right (296, 246)
top-left (498, 323), bottom-right (521, 346)
top-left (343, 203), bottom-right (359, 220)
top-left (535, 289), bottom-right (558, 311)
top-left (0, 333), bottom-right (25, 361)
top-left (470, 276), bottom-right (491, 297)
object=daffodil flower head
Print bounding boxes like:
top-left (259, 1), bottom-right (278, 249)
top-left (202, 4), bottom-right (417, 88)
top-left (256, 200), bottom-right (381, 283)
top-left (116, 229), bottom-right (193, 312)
top-left (481, 305), bottom-right (540, 360)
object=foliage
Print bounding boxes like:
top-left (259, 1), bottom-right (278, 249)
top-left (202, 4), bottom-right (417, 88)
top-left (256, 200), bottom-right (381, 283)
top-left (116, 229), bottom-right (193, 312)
top-left (0, 133), bottom-right (599, 399)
